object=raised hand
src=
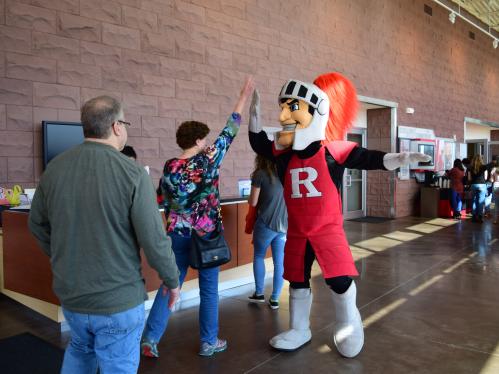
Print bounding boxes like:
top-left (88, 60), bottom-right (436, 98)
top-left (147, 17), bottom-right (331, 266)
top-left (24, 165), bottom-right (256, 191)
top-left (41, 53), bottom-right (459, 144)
top-left (249, 90), bottom-right (262, 133)
top-left (233, 76), bottom-right (255, 115)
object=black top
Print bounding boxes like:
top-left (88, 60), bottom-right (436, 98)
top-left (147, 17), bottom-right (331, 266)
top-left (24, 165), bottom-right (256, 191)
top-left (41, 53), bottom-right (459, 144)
top-left (249, 131), bottom-right (387, 191)
top-left (467, 165), bottom-right (488, 184)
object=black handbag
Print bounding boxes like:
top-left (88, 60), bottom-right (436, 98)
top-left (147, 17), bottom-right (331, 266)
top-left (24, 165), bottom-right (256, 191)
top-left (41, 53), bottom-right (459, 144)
top-left (189, 226), bottom-right (231, 269)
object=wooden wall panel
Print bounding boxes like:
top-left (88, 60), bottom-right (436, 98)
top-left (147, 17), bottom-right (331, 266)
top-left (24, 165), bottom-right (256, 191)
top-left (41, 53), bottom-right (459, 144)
top-left (3, 211), bottom-right (59, 304)
top-left (237, 203), bottom-right (254, 266)
top-left (220, 204), bottom-right (238, 271)
top-left (2, 203), bottom-right (251, 302)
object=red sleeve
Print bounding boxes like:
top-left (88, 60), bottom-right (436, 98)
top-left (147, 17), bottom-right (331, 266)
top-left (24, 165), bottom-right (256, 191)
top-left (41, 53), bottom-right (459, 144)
top-left (245, 205), bottom-right (257, 234)
top-left (325, 141), bottom-right (358, 165)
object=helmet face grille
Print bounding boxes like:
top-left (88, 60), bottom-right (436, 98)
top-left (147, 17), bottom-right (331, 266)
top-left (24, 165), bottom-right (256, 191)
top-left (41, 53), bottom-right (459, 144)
top-left (297, 85), bottom-right (308, 98)
top-left (284, 81), bottom-right (296, 95)
top-left (279, 80), bottom-right (327, 113)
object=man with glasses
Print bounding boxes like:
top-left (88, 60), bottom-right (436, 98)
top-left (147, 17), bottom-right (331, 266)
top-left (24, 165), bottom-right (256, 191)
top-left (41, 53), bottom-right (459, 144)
top-left (29, 96), bottom-right (180, 374)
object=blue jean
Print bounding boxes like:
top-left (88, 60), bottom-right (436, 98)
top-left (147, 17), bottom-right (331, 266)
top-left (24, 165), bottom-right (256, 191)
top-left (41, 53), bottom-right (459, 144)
top-left (61, 303), bottom-right (145, 374)
top-left (494, 186), bottom-right (499, 221)
top-left (485, 184), bottom-right (493, 214)
top-left (252, 218), bottom-right (285, 301)
top-left (471, 184), bottom-right (487, 217)
top-left (143, 232), bottom-right (220, 345)
top-left (450, 189), bottom-right (462, 215)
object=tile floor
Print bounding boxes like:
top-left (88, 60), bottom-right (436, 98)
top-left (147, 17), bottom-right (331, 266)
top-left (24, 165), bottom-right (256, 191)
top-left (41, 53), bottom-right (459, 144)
top-left (1, 216), bottom-right (498, 373)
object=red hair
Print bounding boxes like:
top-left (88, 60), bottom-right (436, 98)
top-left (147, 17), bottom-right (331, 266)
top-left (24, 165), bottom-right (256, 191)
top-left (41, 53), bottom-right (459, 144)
top-left (313, 72), bottom-right (358, 143)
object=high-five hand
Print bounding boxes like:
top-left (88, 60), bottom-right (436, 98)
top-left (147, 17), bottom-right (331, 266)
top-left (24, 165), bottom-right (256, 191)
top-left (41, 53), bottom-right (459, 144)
top-left (249, 90), bottom-right (262, 133)
top-left (234, 76), bottom-right (255, 115)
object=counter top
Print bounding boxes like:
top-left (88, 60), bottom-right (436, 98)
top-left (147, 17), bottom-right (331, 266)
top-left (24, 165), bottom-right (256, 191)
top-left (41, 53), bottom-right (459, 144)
top-left (1, 195), bottom-right (249, 216)
top-left (220, 196), bottom-right (248, 205)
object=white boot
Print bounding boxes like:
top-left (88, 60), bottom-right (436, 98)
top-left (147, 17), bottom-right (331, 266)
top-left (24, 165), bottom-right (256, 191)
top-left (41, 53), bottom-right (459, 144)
top-left (331, 281), bottom-right (364, 358)
top-left (269, 288), bottom-right (312, 351)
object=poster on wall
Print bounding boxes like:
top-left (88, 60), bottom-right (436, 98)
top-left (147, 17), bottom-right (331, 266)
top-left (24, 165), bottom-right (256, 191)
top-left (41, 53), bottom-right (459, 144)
top-left (435, 139), bottom-right (455, 172)
top-left (398, 138), bottom-right (410, 180)
top-left (458, 143), bottom-right (467, 160)
top-left (443, 142), bottom-right (455, 171)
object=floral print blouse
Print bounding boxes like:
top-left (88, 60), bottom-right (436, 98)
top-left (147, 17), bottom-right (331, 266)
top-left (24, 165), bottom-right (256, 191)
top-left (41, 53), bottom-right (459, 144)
top-left (161, 113), bottom-right (241, 237)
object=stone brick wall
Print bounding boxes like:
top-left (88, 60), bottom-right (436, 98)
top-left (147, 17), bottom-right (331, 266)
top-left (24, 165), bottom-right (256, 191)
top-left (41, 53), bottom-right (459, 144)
top-left (491, 130), bottom-right (499, 160)
top-left (0, 0), bottom-right (498, 202)
top-left (366, 108), bottom-right (393, 217)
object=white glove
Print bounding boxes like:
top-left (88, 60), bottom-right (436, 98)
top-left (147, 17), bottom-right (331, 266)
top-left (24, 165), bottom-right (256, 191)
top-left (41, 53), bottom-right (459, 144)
top-left (249, 90), bottom-right (262, 133)
top-left (383, 152), bottom-right (431, 170)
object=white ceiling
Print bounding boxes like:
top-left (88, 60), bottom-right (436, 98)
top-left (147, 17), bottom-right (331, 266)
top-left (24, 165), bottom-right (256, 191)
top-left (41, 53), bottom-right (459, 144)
top-left (448, 0), bottom-right (499, 34)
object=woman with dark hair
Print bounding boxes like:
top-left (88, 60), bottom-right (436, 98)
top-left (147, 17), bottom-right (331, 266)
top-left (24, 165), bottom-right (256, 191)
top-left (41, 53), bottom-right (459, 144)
top-left (467, 155), bottom-right (488, 223)
top-left (141, 77), bottom-right (254, 358)
top-left (490, 156), bottom-right (499, 224)
top-left (247, 154), bottom-right (287, 309)
top-left (446, 159), bottom-right (465, 219)
top-left (121, 145), bottom-right (137, 160)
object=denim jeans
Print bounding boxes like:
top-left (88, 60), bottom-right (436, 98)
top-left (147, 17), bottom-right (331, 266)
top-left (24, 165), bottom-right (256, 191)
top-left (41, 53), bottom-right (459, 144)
top-left (471, 184), bottom-right (487, 217)
top-left (252, 218), bottom-right (285, 301)
top-left (484, 184), bottom-right (493, 214)
top-left (61, 303), bottom-right (145, 374)
top-left (143, 232), bottom-right (220, 345)
top-left (494, 185), bottom-right (499, 221)
top-left (450, 189), bottom-right (462, 215)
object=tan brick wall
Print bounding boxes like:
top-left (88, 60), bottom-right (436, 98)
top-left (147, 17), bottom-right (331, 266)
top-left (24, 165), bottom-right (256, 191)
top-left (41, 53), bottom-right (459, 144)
top-left (0, 0), bottom-right (498, 201)
top-left (366, 108), bottom-right (393, 217)
top-left (395, 178), bottom-right (421, 217)
top-left (491, 130), bottom-right (499, 160)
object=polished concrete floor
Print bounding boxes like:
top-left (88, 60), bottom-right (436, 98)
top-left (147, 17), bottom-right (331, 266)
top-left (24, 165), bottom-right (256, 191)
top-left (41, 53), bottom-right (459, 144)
top-left (1, 216), bottom-right (498, 373)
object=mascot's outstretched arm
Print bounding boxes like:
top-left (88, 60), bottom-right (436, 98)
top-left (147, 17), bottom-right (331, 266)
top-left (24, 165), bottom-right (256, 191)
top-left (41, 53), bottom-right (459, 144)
top-left (383, 152), bottom-right (431, 170)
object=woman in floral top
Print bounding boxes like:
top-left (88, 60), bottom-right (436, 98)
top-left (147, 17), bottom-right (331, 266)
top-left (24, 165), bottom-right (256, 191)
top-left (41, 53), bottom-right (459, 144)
top-left (162, 114), bottom-right (239, 237)
top-left (141, 77), bottom-right (254, 358)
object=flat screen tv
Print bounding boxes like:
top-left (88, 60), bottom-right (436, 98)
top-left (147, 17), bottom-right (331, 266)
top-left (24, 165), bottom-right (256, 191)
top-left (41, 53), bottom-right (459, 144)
top-left (417, 144), bottom-right (435, 166)
top-left (42, 121), bottom-right (84, 168)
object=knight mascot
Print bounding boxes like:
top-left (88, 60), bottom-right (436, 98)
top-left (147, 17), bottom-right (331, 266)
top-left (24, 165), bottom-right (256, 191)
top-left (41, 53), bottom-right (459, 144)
top-left (248, 72), bottom-right (430, 357)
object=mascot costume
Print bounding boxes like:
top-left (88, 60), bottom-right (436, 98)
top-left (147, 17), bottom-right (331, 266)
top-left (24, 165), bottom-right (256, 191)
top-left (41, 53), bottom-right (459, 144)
top-left (248, 72), bottom-right (430, 357)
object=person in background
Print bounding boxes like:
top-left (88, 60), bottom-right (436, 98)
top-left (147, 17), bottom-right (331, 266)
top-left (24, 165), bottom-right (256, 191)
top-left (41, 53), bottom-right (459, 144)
top-left (121, 145), bottom-right (137, 160)
top-left (467, 154), bottom-right (488, 223)
top-left (246, 154), bottom-right (287, 310)
top-left (140, 77), bottom-right (255, 358)
top-left (484, 158), bottom-right (497, 218)
top-left (461, 157), bottom-right (471, 214)
top-left (446, 159), bottom-right (465, 220)
top-left (489, 156), bottom-right (499, 224)
top-left (29, 96), bottom-right (180, 374)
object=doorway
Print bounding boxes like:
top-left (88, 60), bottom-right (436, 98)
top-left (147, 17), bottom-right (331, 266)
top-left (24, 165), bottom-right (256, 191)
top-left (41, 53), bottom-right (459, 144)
top-left (343, 129), bottom-right (367, 220)
top-left (466, 139), bottom-right (488, 161)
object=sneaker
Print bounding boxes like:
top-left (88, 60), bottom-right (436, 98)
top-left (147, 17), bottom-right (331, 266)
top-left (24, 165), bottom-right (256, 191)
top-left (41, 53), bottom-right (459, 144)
top-left (248, 293), bottom-right (265, 303)
top-left (141, 340), bottom-right (159, 358)
top-left (199, 338), bottom-right (227, 357)
top-left (268, 299), bottom-right (279, 310)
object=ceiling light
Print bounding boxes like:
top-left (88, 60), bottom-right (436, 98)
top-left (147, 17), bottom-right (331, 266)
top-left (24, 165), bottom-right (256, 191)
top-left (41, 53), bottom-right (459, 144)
top-left (493, 39), bottom-right (498, 49)
top-left (449, 12), bottom-right (456, 24)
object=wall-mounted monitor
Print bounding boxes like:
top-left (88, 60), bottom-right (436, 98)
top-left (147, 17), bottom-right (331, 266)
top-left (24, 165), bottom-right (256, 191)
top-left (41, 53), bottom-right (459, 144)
top-left (409, 139), bottom-right (436, 171)
top-left (42, 121), bottom-right (84, 168)
top-left (417, 144), bottom-right (435, 166)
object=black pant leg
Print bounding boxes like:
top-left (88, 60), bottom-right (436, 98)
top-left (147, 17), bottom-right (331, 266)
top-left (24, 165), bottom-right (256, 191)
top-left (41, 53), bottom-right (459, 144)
top-left (290, 241), bottom-right (316, 289)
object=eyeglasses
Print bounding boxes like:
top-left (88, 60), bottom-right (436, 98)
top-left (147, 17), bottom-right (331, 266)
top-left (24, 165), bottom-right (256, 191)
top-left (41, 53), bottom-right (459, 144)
top-left (117, 120), bottom-right (131, 127)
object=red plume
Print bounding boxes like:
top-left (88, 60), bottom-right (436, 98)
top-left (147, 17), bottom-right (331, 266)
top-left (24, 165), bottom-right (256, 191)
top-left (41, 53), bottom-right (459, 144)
top-left (313, 72), bottom-right (358, 143)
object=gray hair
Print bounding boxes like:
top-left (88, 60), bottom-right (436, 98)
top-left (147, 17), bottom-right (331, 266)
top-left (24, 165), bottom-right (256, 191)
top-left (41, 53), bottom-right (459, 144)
top-left (81, 96), bottom-right (123, 139)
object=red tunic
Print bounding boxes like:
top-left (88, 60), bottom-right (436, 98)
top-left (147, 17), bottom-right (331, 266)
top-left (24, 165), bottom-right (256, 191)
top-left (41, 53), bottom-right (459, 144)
top-left (282, 144), bottom-right (359, 281)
